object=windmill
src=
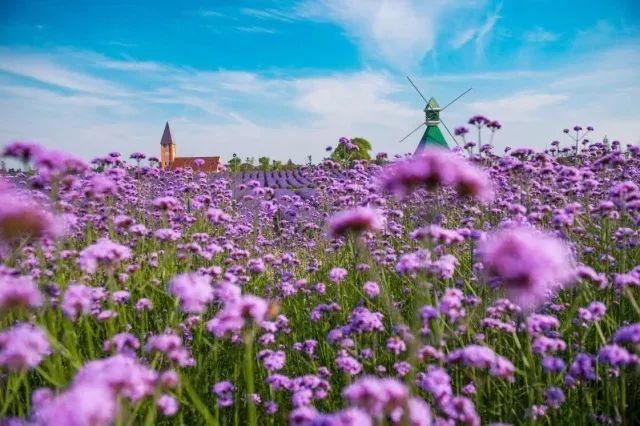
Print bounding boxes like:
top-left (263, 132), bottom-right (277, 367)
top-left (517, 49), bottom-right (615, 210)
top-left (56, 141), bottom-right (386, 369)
top-left (399, 76), bottom-right (472, 153)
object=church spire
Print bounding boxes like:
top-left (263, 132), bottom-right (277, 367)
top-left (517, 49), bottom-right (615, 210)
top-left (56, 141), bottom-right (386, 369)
top-left (160, 121), bottom-right (174, 146)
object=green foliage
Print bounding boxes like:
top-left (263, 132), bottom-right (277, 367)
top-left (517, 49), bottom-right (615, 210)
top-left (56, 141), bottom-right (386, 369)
top-left (271, 160), bottom-right (283, 171)
top-left (258, 157), bottom-right (271, 172)
top-left (228, 154), bottom-right (241, 172)
top-left (330, 137), bottom-right (372, 164)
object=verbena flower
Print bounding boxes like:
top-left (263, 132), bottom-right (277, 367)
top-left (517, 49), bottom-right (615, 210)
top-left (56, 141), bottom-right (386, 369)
top-left (0, 275), bottom-right (43, 311)
top-left (613, 323), bottom-right (640, 345)
top-left (477, 226), bottom-right (576, 309)
top-left (379, 148), bottom-right (493, 202)
top-left (213, 380), bottom-right (235, 407)
top-left (0, 323), bottom-right (51, 370)
top-left (328, 206), bottom-right (385, 237)
top-left (168, 273), bottom-right (214, 314)
top-left (77, 238), bottom-right (131, 273)
top-left (0, 189), bottom-right (64, 244)
top-left (61, 284), bottom-right (93, 320)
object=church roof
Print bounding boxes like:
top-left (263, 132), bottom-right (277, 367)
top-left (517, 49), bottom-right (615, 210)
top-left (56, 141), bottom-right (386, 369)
top-left (169, 156), bottom-right (222, 172)
top-left (160, 122), bottom-right (174, 146)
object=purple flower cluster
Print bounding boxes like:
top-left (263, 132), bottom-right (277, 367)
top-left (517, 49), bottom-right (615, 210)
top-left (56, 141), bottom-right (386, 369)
top-left (478, 226), bottom-right (576, 309)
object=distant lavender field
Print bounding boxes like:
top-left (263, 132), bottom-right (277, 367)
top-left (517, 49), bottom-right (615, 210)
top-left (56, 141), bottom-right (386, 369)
top-left (0, 138), bottom-right (639, 425)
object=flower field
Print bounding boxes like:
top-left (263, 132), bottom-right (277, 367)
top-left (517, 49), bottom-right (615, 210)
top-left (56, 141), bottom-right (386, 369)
top-left (1, 139), bottom-right (639, 425)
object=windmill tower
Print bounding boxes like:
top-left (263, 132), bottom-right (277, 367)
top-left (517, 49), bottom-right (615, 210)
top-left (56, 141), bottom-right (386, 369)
top-left (160, 121), bottom-right (176, 169)
top-left (399, 76), bottom-right (471, 154)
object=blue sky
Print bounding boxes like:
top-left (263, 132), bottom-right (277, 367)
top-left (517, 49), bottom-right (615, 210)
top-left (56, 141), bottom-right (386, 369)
top-left (1, 0), bottom-right (639, 162)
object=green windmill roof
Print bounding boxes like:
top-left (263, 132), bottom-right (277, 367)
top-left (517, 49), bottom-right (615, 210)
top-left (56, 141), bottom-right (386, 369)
top-left (415, 124), bottom-right (448, 153)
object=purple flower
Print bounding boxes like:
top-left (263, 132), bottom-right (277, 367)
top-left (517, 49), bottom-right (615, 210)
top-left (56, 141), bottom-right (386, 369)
top-left (85, 175), bottom-right (117, 200)
top-left (416, 366), bottom-right (452, 404)
top-left (156, 394), bottom-right (178, 416)
top-left (613, 323), bottom-right (640, 345)
top-left (541, 356), bottom-right (566, 373)
top-left (0, 275), bottom-right (43, 310)
top-left (343, 376), bottom-right (408, 418)
top-left (477, 226), bottom-right (576, 309)
top-left (577, 301), bottom-right (606, 324)
top-left (328, 207), bottom-right (385, 237)
top-left (447, 344), bottom-right (515, 381)
top-left (441, 396), bottom-right (480, 426)
top-left (0, 190), bottom-right (64, 243)
top-left (362, 281), bottom-right (380, 298)
top-left (72, 354), bottom-right (158, 402)
top-left (468, 115), bottom-right (490, 126)
top-left (258, 349), bottom-right (286, 371)
top-left (328, 267), bottom-right (348, 283)
top-left (61, 284), bottom-right (93, 320)
top-left (0, 323), bottom-right (51, 370)
top-left (386, 336), bottom-right (407, 355)
top-left (206, 294), bottom-right (269, 337)
top-left (526, 314), bottom-right (560, 337)
top-left (379, 148), bottom-right (493, 202)
top-left (598, 344), bottom-right (635, 367)
top-left (213, 380), bottom-right (235, 407)
top-left (78, 238), bottom-right (132, 273)
top-left (33, 383), bottom-right (117, 425)
top-left (312, 407), bottom-right (372, 425)
top-left (454, 126), bottom-right (469, 136)
top-left (345, 307), bottom-right (384, 334)
top-left (568, 353), bottom-right (596, 381)
top-left (2, 141), bottom-right (42, 162)
top-left (544, 387), bottom-right (565, 409)
top-left (103, 332), bottom-right (140, 355)
top-left (438, 288), bottom-right (465, 322)
top-left (168, 273), bottom-right (214, 314)
top-left (335, 352), bottom-right (362, 375)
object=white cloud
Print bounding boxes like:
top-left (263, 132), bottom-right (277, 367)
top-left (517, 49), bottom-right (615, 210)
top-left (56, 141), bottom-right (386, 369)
top-left (524, 27), bottom-right (559, 43)
top-left (234, 26), bottom-right (276, 34)
top-left (0, 51), bottom-right (129, 96)
top-left (240, 8), bottom-right (296, 22)
top-left (296, 0), bottom-right (472, 71)
top-left (450, 7), bottom-right (501, 56)
top-left (466, 92), bottom-right (568, 122)
top-left (451, 29), bottom-right (477, 49)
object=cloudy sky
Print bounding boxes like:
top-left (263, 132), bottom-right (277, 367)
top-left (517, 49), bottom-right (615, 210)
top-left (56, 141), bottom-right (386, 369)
top-left (0, 0), bottom-right (639, 163)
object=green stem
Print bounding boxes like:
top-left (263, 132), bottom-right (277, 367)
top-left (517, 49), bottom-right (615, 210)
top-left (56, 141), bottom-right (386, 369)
top-left (244, 329), bottom-right (257, 426)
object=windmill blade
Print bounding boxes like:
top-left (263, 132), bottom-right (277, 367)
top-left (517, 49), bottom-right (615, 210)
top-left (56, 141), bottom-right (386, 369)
top-left (406, 76), bottom-right (429, 104)
top-left (441, 88), bottom-right (472, 111)
top-left (398, 122), bottom-right (426, 143)
top-left (441, 120), bottom-right (462, 148)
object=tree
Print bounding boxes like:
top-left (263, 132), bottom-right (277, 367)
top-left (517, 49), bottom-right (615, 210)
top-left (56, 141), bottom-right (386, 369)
top-left (330, 137), bottom-right (372, 163)
top-left (271, 160), bottom-right (283, 170)
top-left (258, 156), bottom-right (271, 171)
top-left (284, 159), bottom-right (296, 170)
top-left (228, 154), bottom-right (241, 172)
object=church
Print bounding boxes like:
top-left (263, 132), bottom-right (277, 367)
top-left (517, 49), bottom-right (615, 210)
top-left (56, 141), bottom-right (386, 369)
top-left (159, 122), bottom-right (222, 172)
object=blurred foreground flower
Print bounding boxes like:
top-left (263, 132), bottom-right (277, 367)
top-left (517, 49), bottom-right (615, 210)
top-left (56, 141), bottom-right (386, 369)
top-left (0, 323), bottom-right (51, 370)
top-left (77, 238), bottom-right (132, 274)
top-left (328, 206), bottom-right (385, 237)
top-left (478, 226), bottom-right (576, 310)
top-left (379, 148), bottom-right (493, 202)
top-left (0, 184), bottom-right (65, 245)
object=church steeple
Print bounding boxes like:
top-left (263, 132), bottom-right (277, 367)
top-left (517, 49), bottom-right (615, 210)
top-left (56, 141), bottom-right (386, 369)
top-left (160, 122), bottom-right (174, 146)
top-left (160, 122), bottom-right (176, 169)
